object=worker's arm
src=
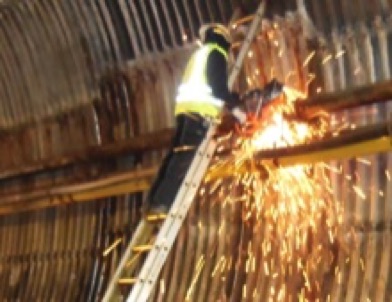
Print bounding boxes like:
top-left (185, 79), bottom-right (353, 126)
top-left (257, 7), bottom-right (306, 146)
top-left (206, 50), bottom-right (246, 123)
top-left (206, 50), bottom-right (239, 110)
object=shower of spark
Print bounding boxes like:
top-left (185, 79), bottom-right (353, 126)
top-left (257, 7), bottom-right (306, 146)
top-left (199, 87), bottom-right (354, 300)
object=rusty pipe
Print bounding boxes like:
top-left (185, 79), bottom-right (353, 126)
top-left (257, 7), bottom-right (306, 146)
top-left (253, 121), bottom-right (390, 161)
top-left (296, 80), bottom-right (392, 119)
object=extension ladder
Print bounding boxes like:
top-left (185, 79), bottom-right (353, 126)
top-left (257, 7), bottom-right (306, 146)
top-left (102, 2), bottom-right (266, 301)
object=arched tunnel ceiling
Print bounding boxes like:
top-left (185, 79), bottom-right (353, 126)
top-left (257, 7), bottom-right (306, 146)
top-left (0, 0), bottom-right (391, 130)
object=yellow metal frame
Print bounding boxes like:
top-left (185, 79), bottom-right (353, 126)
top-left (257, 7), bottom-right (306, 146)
top-left (1, 135), bottom-right (391, 215)
top-left (271, 136), bottom-right (391, 167)
top-left (0, 169), bottom-right (157, 216)
top-left (207, 136), bottom-right (392, 180)
top-left (71, 179), bottom-right (151, 202)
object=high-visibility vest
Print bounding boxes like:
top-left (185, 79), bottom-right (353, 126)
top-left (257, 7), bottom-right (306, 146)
top-left (175, 43), bottom-right (228, 118)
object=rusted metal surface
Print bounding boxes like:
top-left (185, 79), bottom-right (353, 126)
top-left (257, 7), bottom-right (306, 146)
top-left (296, 79), bottom-right (392, 119)
top-left (0, 128), bottom-right (172, 181)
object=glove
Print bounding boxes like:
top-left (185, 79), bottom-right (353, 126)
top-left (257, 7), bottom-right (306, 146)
top-left (234, 113), bottom-right (261, 137)
top-left (231, 107), bottom-right (247, 124)
top-left (215, 113), bottom-right (237, 136)
top-left (263, 79), bottom-right (283, 101)
top-left (241, 88), bottom-right (263, 102)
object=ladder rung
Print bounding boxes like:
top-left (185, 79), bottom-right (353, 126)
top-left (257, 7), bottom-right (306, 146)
top-left (145, 213), bottom-right (167, 222)
top-left (132, 244), bottom-right (153, 253)
top-left (118, 278), bottom-right (137, 285)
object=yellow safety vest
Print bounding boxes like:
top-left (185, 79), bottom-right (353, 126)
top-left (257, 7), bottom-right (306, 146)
top-left (175, 43), bottom-right (228, 118)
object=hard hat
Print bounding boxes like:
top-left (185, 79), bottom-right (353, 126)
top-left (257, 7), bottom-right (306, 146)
top-left (199, 23), bottom-right (232, 44)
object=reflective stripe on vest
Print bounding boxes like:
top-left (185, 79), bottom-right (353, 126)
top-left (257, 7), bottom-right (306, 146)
top-left (175, 43), bottom-right (228, 117)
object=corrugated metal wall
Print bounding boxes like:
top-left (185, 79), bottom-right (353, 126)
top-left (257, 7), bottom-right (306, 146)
top-left (0, 0), bottom-right (236, 128)
top-left (318, 9), bottom-right (392, 302)
top-left (0, 0), bottom-right (392, 301)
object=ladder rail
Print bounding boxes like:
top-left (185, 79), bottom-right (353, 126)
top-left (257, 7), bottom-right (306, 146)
top-left (127, 127), bottom-right (216, 301)
top-left (102, 220), bottom-right (152, 302)
top-left (128, 2), bottom-right (267, 301)
top-left (102, 129), bottom-right (215, 301)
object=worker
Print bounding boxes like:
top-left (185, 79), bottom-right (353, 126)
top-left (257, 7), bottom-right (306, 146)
top-left (147, 23), bottom-right (246, 215)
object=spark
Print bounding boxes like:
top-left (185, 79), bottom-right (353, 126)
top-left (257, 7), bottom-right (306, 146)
top-left (212, 256), bottom-right (225, 277)
top-left (198, 82), bottom-right (354, 300)
top-left (357, 158), bottom-right (371, 166)
top-left (354, 66), bottom-right (361, 75)
top-left (264, 261), bottom-right (270, 276)
top-left (218, 222), bottom-right (224, 234)
top-left (182, 33), bottom-right (188, 42)
top-left (322, 54), bottom-right (333, 64)
top-left (353, 185), bottom-right (366, 200)
top-left (220, 257), bottom-right (227, 273)
top-left (186, 255), bottom-right (205, 300)
top-left (360, 258), bottom-right (365, 271)
top-left (102, 238), bottom-right (122, 257)
top-left (160, 279), bottom-right (165, 294)
top-left (277, 285), bottom-right (286, 301)
top-left (243, 285), bottom-right (247, 299)
top-left (302, 51), bottom-right (316, 67)
top-left (306, 73), bottom-right (316, 87)
top-left (335, 50), bottom-right (346, 58)
top-left (386, 170), bottom-right (391, 181)
top-left (285, 70), bottom-right (296, 83)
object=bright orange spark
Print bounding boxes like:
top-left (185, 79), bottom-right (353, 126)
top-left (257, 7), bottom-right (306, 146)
top-left (201, 85), bottom-right (351, 301)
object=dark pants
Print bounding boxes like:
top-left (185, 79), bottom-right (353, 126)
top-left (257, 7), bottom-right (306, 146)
top-left (147, 113), bottom-right (209, 209)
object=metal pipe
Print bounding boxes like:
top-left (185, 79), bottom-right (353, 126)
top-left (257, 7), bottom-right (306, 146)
top-left (0, 128), bottom-right (173, 180)
top-left (296, 79), bottom-right (392, 119)
top-left (254, 122), bottom-right (389, 159)
top-left (266, 136), bottom-right (391, 167)
top-left (207, 120), bottom-right (392, 180)
top-left (0, 166), bottom-right (157, 216)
